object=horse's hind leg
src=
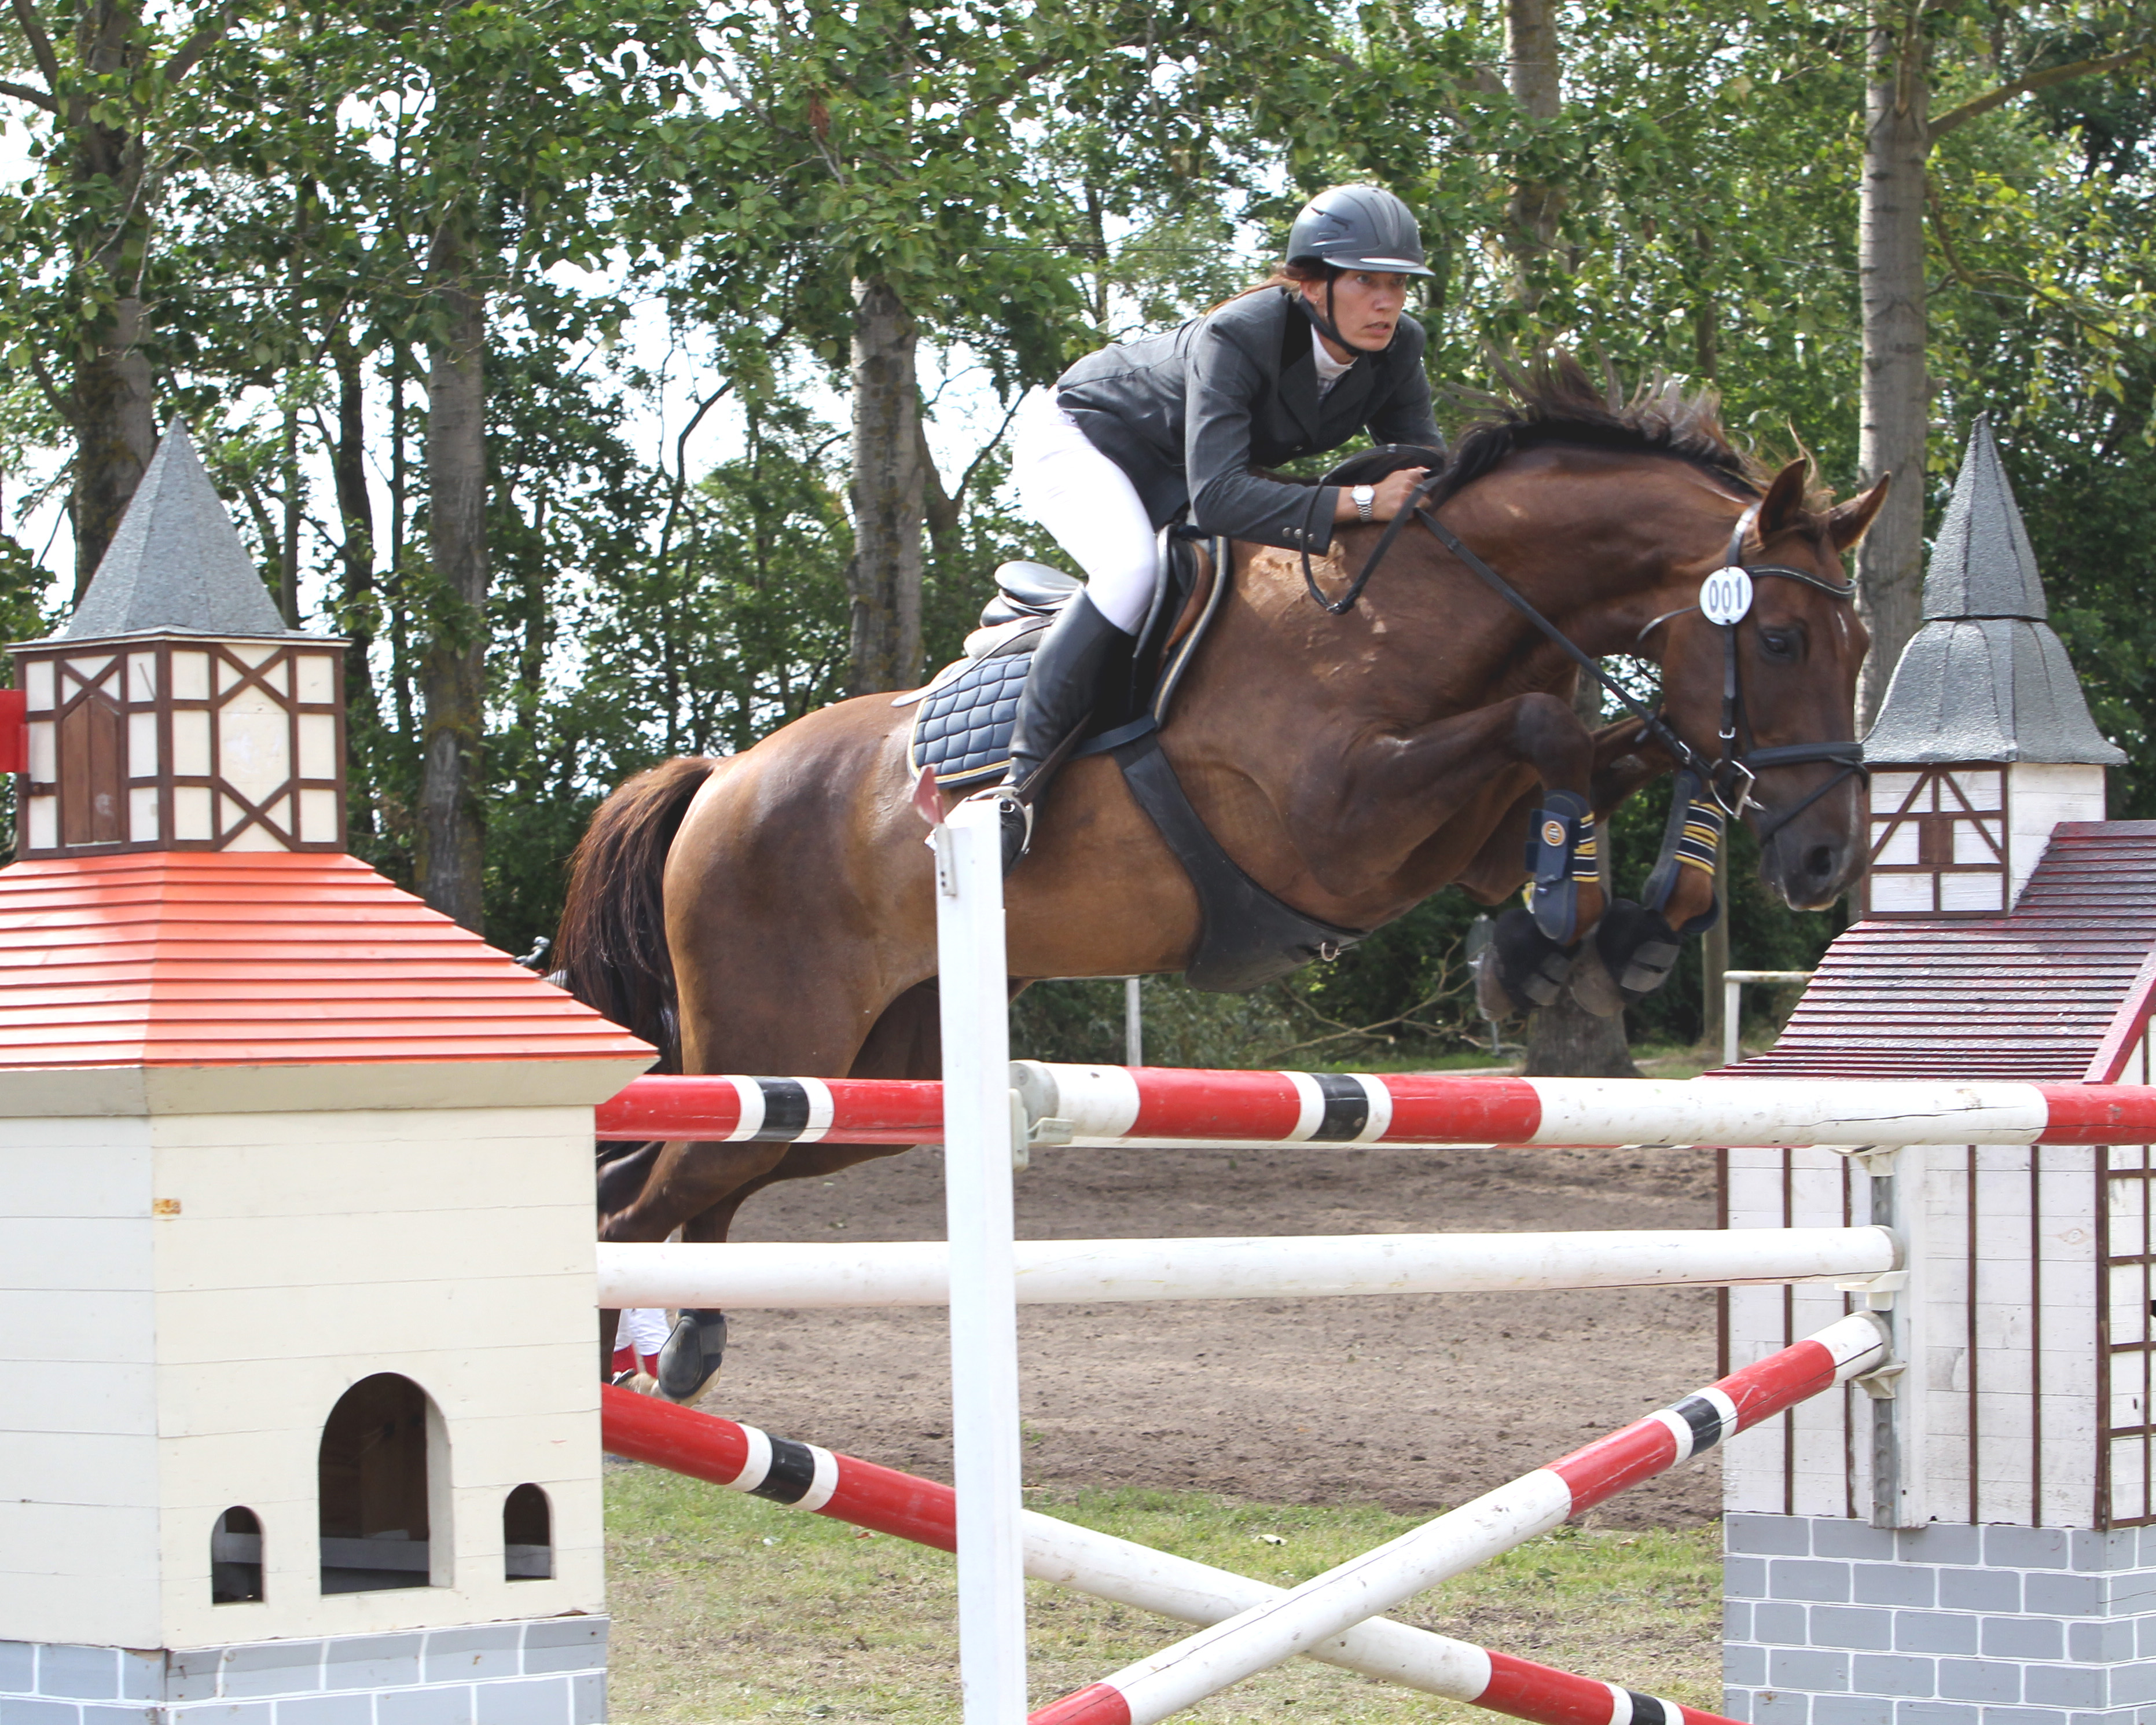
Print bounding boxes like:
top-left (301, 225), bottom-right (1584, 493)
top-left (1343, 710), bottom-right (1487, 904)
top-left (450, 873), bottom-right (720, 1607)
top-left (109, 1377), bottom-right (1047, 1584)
top-left (633, 982), bottom-right (943, 1401)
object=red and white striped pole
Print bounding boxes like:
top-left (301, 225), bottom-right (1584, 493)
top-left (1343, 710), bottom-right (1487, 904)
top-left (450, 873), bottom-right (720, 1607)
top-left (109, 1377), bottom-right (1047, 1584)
top-left (593, 1067), bottom-right (2156, 1150)
top-left (600, 1387), bottom-right (1739, 1725)
top-left (1027, 1311), bottom-right (1890, 1725)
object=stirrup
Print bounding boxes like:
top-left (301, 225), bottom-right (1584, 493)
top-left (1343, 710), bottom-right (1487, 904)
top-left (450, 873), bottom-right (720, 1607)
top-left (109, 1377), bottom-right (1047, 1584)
top-left (967, 786), bottom-right (1033, 873)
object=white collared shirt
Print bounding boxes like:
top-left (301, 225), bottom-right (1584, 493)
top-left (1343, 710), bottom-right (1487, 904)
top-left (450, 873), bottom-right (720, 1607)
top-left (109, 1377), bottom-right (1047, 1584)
top-left (1312, 326), bottom-right (1356, 396)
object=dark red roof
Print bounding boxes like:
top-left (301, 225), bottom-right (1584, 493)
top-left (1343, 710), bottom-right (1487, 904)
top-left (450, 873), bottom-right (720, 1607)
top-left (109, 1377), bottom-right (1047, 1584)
top-left (0, 850), bottom-right (655, 1069)
top-left (1737, 821), bottom-right (2156, 1082)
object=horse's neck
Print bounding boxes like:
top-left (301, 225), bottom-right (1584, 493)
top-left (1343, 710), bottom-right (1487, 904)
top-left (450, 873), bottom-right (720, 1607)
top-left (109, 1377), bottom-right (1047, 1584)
top-left (1225, 461), bottom-right (1707, 705)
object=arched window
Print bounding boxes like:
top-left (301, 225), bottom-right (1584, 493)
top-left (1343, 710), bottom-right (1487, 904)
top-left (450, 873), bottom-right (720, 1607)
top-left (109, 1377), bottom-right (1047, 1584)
top-left (504, 1484), bottom-right (553, 1581)
top-left (318, 1373), bottom-right (440, 1593)
top-left (211, 1506), bottom-right (263, 1603)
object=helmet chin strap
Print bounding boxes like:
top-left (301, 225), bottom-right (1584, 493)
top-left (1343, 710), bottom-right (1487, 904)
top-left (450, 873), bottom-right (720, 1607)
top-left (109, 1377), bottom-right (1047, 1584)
top-left (1296, 280), bottom-right (1380, 357)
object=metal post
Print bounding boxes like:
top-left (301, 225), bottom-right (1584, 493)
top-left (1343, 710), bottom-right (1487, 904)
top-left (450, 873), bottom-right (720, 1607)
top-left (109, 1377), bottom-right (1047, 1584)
top-left (1125, 976), bottom-right (1144, 1068)
top-left (1721, 971), bottom-right (1815, 1070)
top-left (932, 795), bottom-right (1027, 1722)
top-left (1863, 1143), bottom-right (1928, 1529)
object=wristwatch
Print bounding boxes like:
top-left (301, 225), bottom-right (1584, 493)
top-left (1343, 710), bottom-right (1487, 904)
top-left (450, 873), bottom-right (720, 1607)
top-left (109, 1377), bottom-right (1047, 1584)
top-left (1351, 483), bottom-right (1376, 523)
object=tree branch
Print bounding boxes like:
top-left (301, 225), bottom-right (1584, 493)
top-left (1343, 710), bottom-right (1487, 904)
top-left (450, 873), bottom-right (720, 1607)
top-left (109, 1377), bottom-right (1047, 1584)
top-left (1930, 43), bottom-right (2154, 140)
top-left (162, 3), bottom-right (234, 87)
top-left (0, 78), bottom-right (57, 109)
top-left (8, 0), bottom-right (61, 93)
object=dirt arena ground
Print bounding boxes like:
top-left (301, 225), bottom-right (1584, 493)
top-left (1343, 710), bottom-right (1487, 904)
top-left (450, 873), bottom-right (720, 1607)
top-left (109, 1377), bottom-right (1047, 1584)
top-left (693, 1130), bottom-right (1728, 1527)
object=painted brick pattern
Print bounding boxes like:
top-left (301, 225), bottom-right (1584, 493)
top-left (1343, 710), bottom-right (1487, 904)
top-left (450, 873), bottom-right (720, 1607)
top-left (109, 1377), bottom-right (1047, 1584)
top-left (1724, 1515), bottom-right (2156, 1725)
top-left (0, 1617), bottom-right (605, 1724)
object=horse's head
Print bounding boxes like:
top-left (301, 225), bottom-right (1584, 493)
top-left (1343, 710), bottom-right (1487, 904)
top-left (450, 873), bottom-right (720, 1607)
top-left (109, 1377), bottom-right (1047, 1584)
top-left (1654, 458), bottom-right (1887, 911)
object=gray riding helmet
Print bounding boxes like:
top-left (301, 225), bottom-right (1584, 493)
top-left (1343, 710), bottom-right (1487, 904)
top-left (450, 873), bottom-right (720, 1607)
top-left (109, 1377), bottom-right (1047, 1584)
top-left (1285, 185), bottom-right (1435, 276)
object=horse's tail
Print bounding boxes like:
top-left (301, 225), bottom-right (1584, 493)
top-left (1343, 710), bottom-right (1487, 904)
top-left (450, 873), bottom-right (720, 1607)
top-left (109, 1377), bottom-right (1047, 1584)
top-left (553, 755), bottom-right (721, 1074)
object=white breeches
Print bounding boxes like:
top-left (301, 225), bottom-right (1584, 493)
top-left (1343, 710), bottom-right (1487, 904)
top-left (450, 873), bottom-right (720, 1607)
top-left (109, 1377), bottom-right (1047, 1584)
top-left (1011, 389), bottom-right (1156, 634)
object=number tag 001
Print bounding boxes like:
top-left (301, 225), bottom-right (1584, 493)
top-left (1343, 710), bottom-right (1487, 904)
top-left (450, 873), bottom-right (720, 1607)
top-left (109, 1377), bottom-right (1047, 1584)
top-left (1700, 566), bottom-right (1753, 626)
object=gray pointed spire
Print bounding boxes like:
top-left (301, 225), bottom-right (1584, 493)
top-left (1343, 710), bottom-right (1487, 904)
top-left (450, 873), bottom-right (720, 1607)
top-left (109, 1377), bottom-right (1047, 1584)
top-left (59, 422), bottom-right (299, 640)
top-left (1865, 414), bottom-right (2123, 766)
top-left (1922, 415), bottom-right (2045, 621)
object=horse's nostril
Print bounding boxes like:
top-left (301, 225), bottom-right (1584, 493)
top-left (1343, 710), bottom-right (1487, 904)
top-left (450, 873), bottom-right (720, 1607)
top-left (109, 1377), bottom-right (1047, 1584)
top-left (1805, 845), bottom-right (1836, 879)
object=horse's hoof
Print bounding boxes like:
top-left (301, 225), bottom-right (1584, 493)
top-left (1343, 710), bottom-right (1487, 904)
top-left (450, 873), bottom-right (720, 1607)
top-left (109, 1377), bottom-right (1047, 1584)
top-left (656, 1309), bottom-right (728, 1403)
top-left (1476, 907), bottom-right (1577, 1017)
top-left (1595, 899), bottom-right (1685, 1005)
top-left (1564, 937), bottom-right (1628, 1018)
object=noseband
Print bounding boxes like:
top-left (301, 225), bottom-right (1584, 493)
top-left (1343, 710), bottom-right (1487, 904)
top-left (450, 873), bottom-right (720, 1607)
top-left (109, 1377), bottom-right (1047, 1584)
top-left (1298, 468), bottom-right (1865, 843)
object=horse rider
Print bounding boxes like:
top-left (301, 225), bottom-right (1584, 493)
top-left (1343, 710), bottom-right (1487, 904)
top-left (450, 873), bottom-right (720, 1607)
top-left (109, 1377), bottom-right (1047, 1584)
top-left (991, 182), bottom-right (1448, 868)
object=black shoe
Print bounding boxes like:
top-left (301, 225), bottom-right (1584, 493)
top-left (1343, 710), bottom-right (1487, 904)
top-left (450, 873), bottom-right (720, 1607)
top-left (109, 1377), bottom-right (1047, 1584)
top-left (1002, 590), bottom-right (1131, 871)
top-left (655, 1308), bottom-right (728, 1403)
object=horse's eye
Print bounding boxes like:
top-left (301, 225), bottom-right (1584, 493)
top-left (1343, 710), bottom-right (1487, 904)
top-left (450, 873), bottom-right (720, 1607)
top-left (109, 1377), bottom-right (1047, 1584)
top-left (1759, 628), bottom-right (1799, 661)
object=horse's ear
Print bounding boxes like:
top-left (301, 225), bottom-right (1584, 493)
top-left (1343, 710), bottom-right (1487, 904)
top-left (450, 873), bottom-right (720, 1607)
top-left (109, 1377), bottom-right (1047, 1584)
top-left (1826, 472), bottom-right (1891, 552)
top-left (1758, 458), bottom-right (1810, 536)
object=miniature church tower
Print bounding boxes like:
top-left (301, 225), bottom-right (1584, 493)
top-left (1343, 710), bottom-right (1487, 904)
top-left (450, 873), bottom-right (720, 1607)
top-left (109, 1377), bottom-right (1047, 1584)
top-left (1860, 416), bottom-right (2124, 916)
top-left (1721, 419), bottom-right (2156, 1725)
top-left (12, 427), bottom-right (349, 857)
top-left (2, 426), bottom-right (651, 1720)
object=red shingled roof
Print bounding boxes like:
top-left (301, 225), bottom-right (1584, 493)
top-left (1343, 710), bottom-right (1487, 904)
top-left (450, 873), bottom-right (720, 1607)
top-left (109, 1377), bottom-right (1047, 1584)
top-left (0, 850), bottom-right (654, 1068)
top-left (1738, 821), bottom-right (2156, 1083)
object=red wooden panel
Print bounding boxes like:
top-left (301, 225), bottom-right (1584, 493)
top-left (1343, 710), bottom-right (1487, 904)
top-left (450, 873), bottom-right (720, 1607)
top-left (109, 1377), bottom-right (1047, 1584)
top-left (0, 851), bottom-right (654, 1070)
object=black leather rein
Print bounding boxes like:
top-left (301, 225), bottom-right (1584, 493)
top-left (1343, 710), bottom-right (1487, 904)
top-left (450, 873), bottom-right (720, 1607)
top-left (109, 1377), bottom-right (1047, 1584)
top-left (1298, 469), bottom-right (1865, 840)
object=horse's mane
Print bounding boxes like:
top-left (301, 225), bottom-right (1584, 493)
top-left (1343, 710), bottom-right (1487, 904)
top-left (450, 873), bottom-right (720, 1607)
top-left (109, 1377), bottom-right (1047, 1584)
top-left (1309, 352), bottom-right (1790, 505)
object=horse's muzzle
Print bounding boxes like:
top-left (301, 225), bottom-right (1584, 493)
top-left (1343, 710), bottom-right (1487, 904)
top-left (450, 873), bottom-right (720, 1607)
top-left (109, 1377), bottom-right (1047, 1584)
top-left (1764, 826), bottom-right (1865, 911)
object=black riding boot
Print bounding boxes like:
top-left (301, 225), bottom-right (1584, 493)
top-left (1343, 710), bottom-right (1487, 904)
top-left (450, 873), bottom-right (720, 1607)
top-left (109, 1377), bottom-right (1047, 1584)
top-left (996, 589), bottom-right (1130, 871)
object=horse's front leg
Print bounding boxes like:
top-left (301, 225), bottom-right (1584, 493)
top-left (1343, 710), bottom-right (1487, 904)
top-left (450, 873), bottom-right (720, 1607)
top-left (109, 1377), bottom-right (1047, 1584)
top-left (1306, 690), bottom-right (1605, 939)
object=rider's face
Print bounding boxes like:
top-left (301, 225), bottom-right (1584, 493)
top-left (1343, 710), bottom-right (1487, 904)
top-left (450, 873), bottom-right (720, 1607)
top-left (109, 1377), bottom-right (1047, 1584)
top-left (1301, 270), bottom-right (1410, 354)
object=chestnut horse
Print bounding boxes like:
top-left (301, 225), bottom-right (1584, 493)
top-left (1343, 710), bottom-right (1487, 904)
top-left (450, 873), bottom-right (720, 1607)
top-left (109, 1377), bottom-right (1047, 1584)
top-left (559, 362), bottom-right (1886, 1397)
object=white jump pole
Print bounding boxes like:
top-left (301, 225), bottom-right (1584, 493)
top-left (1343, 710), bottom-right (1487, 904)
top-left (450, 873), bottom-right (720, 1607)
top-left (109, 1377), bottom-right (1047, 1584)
top-left (1031, 1311), bottom-right (1891, 1725)
top-left (932, 791), bottom-right (1027, 1723)
top-left (596, 1224), bottom-right (1897, 1309)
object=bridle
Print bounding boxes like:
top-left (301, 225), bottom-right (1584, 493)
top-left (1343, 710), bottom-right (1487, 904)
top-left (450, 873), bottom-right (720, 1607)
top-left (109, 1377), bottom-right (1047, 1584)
top-left (1297, 465), bottom-right (1867, 841)
top-left (1636, 502), bottom-right (1867, 840)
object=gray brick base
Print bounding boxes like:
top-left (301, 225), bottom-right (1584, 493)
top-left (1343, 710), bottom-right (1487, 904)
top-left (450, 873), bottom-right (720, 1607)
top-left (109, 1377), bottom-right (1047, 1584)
top-left (1725, 1516), bottom-right (2156, 1725)
top-left (0, 1618), bottom-right (605, 1724)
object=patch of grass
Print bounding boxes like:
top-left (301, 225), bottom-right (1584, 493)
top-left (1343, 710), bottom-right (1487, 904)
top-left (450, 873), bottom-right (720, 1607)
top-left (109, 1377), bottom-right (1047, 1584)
top-left (605, 1464), bottom-right (1723, 1722)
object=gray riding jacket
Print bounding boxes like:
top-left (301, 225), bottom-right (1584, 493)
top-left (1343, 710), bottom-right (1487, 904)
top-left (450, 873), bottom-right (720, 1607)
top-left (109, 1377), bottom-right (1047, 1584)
top-left (1053, 287), bottom-right (1444, 555)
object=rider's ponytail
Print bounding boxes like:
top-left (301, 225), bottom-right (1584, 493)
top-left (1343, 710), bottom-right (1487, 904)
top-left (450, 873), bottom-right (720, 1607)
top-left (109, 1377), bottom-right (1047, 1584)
top-left (1206, 259), bottom-right (1333, 314)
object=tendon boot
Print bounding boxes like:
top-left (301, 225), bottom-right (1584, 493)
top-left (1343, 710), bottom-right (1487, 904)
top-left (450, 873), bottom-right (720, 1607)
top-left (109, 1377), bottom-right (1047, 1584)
top-left (994, 589), bottom-right (1131, 872)
top-left (655, 1308), bottom-right (728, 1403)
top-left (1523, 790), bottom-right (1600, 945)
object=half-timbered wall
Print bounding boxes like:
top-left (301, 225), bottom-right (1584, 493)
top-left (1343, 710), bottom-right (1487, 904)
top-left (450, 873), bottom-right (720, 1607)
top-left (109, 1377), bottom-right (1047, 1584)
top-left (1726, 1143), bottom-right (2107, 1528)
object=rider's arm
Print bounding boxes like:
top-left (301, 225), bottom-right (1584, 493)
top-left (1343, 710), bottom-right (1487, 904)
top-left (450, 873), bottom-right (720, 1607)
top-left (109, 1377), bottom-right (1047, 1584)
top-left (1184, 314), bottom-right (1342, 555)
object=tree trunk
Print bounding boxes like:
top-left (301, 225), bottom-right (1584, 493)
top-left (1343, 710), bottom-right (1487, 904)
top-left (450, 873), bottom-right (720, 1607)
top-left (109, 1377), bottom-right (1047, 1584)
top-left (70, 293), bottom-right (157, 597)
top-left (1503, 0), bottom-right (1562, 304)
top-left (1855, 3), bottom-right (1930, 730)
top-left (329, 331), bottom-right (380, 841)
top-left (65, 1), bottom-right (159, 595)
top-left (846, 276), bottom-right (924, 695)
top-left (1524, 668), bottom-right (1637, 1078)
top-left (1700, 842), bottom-right (1729, 1063)
top-left (415, 219), bottom-right (490, 933)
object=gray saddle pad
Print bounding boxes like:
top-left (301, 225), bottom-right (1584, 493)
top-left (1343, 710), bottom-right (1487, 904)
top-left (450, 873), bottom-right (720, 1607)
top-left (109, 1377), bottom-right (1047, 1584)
top-left (908, 635), bottom-right (1040, 790)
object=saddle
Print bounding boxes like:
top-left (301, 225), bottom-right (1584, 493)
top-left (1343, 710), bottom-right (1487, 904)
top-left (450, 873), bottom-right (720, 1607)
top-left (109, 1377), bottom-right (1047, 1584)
top-left (901, 527), bottom-right (1221, 788)
top-left (899, 530), bottom-right (1365, 993)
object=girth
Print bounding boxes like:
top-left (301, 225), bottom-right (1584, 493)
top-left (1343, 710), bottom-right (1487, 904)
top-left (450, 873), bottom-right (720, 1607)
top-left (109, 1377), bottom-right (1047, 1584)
top-left (1089, 720), bottom-right (1365, 993)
